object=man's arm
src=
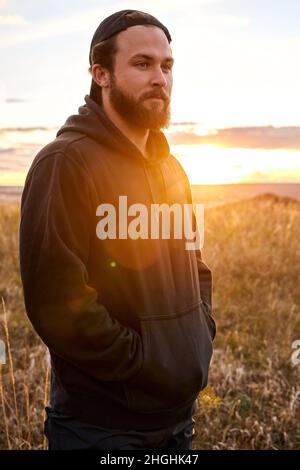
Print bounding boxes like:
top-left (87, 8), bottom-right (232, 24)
top-left (19, 151), bottom-right (143, 382)
top-left (191, 205), bottom-right (216, 340)
top-left (196, 247), bottom-right (212, 309)
top-left (171, 156), bottom-right (216, 340)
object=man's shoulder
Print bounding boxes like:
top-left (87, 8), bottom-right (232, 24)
top-left (29, 131), bottom-right (89, 174)
top-left (22, 133), bottom-right (93, 191)
top-left (168, 152), bottom-right (190, 182)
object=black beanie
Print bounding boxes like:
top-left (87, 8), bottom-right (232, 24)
top-left (89, 9), bottom-right (172, 65)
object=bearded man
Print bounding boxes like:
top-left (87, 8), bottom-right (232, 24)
top-left (19, 9), bottom-right (216, 450)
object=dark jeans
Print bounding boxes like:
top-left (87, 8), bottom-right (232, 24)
top-left (44, 405), bottom-right (197, 450)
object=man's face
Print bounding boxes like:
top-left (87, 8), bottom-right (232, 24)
top-left (108, 25), bottom-right (173, 131)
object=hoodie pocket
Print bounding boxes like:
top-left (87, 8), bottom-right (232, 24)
top-left (123, 301), bottom-right (213, 413)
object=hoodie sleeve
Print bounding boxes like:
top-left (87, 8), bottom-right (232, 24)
top-left (190, 208), bottom-right (213, 307)
top-left (191, 209), bottom-right (216, 341)
top-left (196, 246), bottom-right (212, 308)
top-left (171, 155), bottom-right (216, 340)
top-left (19, 151), bottom-right (143, 382)
top-left (196, 249), bottom-right (216, 341)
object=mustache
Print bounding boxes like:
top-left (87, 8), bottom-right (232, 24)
top-left (142, 91), bottom-right (170, 103)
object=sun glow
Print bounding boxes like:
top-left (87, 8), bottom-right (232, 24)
top-left (172, 145), bottom-right (300, 185)
top-left (1, 129), bottom-right (300, 186)
top-left (0, 171), bottom-right (26, 186)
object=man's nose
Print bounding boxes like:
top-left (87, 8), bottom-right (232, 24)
top-left (150, 66), bottom-right (168, 87)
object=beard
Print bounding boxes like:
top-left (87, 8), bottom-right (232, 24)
top-left (109, 73), bottom-right (171, 131)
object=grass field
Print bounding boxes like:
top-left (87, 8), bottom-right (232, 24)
top-left (0, 193), bottom-right (299, 449)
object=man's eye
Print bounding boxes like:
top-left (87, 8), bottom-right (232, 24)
top-left (162, 64), bottom-right (172, 72)
top-left (136, 62), bottom-right (149, 69)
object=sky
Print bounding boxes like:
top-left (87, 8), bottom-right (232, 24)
top-left (1, 0), bottom-right (300, 129)
top-left (0, 0), bottom-right (300, 186)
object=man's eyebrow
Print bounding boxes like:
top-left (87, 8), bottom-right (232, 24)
top-left (130, 54), bottom-right (174, 64)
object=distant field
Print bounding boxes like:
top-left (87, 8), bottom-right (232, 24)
top-left (0, 194), bottom-right (299, 449)
top-left (0, 186), bottom-right (23, 204)
top-left (191, 183), bottom-right (300, 206)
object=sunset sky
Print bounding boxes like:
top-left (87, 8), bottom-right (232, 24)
top-left (0, 0), bottom-right (300, 186)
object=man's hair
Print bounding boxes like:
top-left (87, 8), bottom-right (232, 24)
top-left (88, 35), bottom-right (118, 105)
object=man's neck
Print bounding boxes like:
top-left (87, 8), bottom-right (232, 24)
top-left (102, 100), bottom-right (149, 159)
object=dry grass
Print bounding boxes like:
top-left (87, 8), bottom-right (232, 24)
top-left (0, 195), bottom-right (299, 449)
top-left (0, 204), bottom-right (49, 450)
top-left (194, 194), bottom-right (300, 449)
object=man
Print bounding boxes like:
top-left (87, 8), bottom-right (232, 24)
top-left (19, 10), bottom-right (216, 450)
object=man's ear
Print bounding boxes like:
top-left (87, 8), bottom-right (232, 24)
top-left (91, 64), bottom-right (110, 88)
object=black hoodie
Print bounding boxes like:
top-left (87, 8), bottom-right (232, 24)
top-left (19, 95), bottom-right (216, 430)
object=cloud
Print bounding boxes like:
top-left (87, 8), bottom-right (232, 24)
top-left (0, 0), bottom-right (247, 46)
top-left (118, 0), bottom-right (224, 14)
top-left (0, 4), bottom-right (118, 46)
top-left (0, 126), bottom-right (53, 133)
top-left (167, 126), bottom-right (300, 150)
top-left (5, 97), bottom-right (28, 103)
top-left (0, 15), bottom-right (27, 25)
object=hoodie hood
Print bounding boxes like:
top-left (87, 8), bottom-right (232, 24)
top-left (56, 95), bottom-right (170, 166)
